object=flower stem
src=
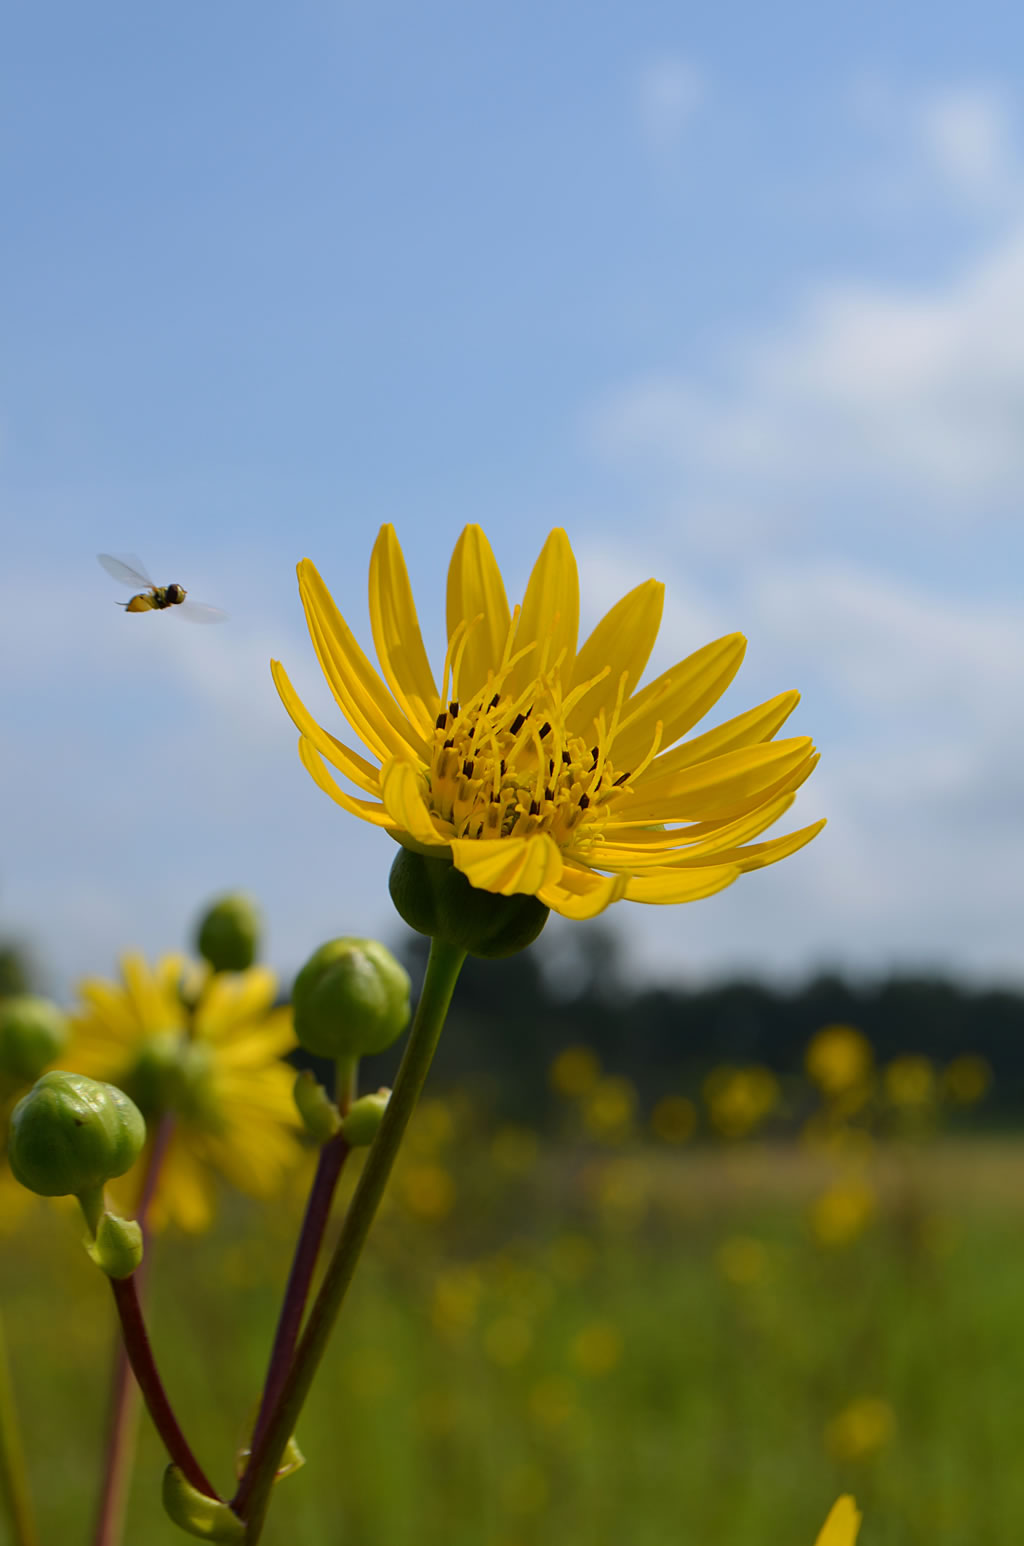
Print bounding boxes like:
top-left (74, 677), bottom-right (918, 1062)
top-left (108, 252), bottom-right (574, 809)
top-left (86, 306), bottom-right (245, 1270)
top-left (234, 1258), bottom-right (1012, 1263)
top-left (235, 1127), bottom-right (353, 1498)
top-left (0, 1307), bottom-right (38, 1546)
top-left (237, 938), bottom-right (466, 1543)
top-left (91, 1117), bottom-right (175, 1546)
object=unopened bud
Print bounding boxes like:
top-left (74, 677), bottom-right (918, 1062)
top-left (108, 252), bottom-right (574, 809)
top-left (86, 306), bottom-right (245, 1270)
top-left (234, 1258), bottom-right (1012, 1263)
top-left (0, 996), bottom-right (68, 1085)
top-left (86, 1212), bottom-right (144, 1279)
top-left (292, 940), bottom-right (410, 1059)
top-left (8, 1071), bottom-right (145, 1198)
top-left (196, 894), bottom-right (261, 973)
top-left (162, 1467), bottom-right (245, 1542)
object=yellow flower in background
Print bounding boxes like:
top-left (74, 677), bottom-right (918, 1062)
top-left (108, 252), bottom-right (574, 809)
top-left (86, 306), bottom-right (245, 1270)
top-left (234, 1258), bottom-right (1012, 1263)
top-left (814, 1495), bottom-right (862, 1546)
top-left (704, 1064), bottom-right (779, 1138)
top-left (825, 1397), bottom-right (895, 1461)
top-left (884, 1056), bottom-right (935, 1108)
top-left (65, 953), bottom-right (301, 1231)
top-left (943, 1054), bottom-right (991, 1105)
top-left (273, 525), bottom-right (823, 920)
top-left (805, 1024), bottom-right (873, 1098)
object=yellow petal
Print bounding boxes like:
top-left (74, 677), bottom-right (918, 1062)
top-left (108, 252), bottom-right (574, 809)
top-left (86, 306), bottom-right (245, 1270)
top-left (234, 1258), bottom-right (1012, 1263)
top-left (368, 526), bottom-right (439, 736)
top-left (619, 738), bottom-right (815, 824)
top-left (637, 690), bottom-right (801, 784)
top-left (536, 865), bottom-right (629, 920)
top-left (600, 793), bottom-right (797, 861)
top-left (446, 525), bottom-right (512, 702)
top-left (815, 1496), bottom-right (862, 1546)
top-left (624, 864), bottom-right (739, 905)
top-left (298, 738), bottom-right (400, 830)
top-left (450, 834), bottom-right (563, 896)
top-left (380, 758), bottom-right (450, 848)
top-left (695, 817), bottom-right (827, 873)
top-left (567, 579), bottom-right (665, 734)
top-left (298, 560), bottom-right (427, 763)
top-left (610, 634), bottom-right (747, 771)
top-left (196, 968), bottom-right (278, 1041)
top-left (272, 660), bottom-right (383, 794)
top-left (506, 530), bottom-right (580, 696)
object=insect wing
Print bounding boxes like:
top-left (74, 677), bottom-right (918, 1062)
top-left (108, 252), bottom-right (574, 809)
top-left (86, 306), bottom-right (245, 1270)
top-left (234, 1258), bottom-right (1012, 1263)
top-left (176, 600), bottom-right (228, 625)
top-left (98, 553), bottom-right (157, 590)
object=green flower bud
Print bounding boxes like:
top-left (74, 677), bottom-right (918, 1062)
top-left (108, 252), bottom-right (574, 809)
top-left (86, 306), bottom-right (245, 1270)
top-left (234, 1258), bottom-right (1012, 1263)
top-left (293, 1070), bottom-right (342, 1142)
top-left (340, 1089), bottom-right (390, 1148)
top-left (8, 1071), bottom-right (145, 1198)
top-left (389, 849), bottom-right (549, 958)
top-left (292, 940), bottom-right (411, 1059)
top-left (0, 995), bottom-right (68, 1085)
top-left (132, 1032), bottom-right (217, 1125)
top-left (86, 1212), bottom-right (144, 1279)
top-left (196, 893), bottom-right (261, 973)
top-left (162, 1467), bottom-right (245, 1542)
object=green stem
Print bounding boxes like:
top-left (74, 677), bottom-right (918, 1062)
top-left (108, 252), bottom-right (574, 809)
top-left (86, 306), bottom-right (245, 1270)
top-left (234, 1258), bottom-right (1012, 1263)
top-left (0, 1305), bottom-right (39, 1546)
top-left (238, 938), bottom-right (466, 1543)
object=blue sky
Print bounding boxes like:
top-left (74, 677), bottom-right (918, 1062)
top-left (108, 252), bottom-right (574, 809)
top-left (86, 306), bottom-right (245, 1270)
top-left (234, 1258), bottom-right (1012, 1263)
top-left (3, 2), bottom-right (1023, 995)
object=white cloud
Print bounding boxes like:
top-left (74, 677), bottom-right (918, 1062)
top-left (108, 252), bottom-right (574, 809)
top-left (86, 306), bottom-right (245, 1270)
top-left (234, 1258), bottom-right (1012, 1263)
top-left (635, 56), bottom-right (704, 153)
top-left (592, 216), bottom-right (1024, 515)
top-left (916, 85), bottom-right (1019, 204)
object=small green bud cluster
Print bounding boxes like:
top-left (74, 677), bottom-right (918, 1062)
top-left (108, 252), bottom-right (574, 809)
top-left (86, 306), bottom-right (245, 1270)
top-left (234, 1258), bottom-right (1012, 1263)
top-left (389, 849), bottom-right (549, 957)
top-left (292, 939), bottom-right (410, 1059)
top-left (196, 893), bottom-right (262, 973)
top-left (0, 995), bottom-right (68, 1085)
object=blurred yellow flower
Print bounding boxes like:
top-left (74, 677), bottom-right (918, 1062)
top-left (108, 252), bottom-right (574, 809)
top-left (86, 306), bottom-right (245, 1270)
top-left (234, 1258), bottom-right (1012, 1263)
top-left (570, 1319), bottom-right (623, 1376)
top-left (490, 1124), bottom-right (540, 1174)
top-left (884, 1056), bottom-right (936, 1108)
top-left (825, 1397), bottom-right (895, 1461)
top-left (805, 1024), bottom-right (873, 1098)
top-left (549, 1044), bottom-right (601, 1097)
top-left (273, 525), bottom-right (823, 921)
top-left (811, 1178), bottom-right (876, 1247)
top-left (704, 1064), bottom-right (779, 1138)
top-left (717, 1235), bottom-right (769, 1285)
top-left (815, 1496), bottom-right (862, 1546)
top-left (582, 1075), bottom-right (637, 1141)
top-left (397, 1160), bottom-right (456, 1220)
top-left (943, 1054), bottom-right (991, 1105)
top-left (65, 952), bottom-right (300, 1231)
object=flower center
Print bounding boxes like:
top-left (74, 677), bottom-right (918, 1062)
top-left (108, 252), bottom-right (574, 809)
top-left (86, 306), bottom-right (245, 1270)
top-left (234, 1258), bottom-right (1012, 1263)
top-left (425, 679), bottom-right (630, 848)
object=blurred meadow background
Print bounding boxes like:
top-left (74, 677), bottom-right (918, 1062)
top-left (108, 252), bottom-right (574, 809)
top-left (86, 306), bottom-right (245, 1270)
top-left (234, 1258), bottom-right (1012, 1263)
top-left (3, 2), bottom-right (1024, 1543)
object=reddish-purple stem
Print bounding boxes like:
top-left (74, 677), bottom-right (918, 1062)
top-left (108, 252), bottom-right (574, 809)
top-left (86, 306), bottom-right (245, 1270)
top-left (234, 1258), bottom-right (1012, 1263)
top-left (232, 1132), bottom-right (349, 1513)
top-left (92, 1116), bottom-right (177, 1546)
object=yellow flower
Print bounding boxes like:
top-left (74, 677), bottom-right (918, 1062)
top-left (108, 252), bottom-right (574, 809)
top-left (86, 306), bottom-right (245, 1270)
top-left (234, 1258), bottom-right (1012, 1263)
top-left (815, 1496), bottom-right (861, 1546)
top-left (65, 953), bottom-right (301, 1231)
top-left (273, 526), bottom-right (823, 920)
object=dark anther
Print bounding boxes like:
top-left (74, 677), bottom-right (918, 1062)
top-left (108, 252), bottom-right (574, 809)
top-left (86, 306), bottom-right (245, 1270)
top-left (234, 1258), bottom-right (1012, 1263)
top-left (529, 799), bottom-right (540, 816)
top-left (510, 713), bottom-right (526, 734)
top-left (463, 761), bottom-right (475, 779)
top-left (591, 746), bottom-right (599, 762)
top-left (489, 693), bottom-right (500, 709)
top-left (613, 772), bottom-right (630, 786)
top-left (435, 712), bottom-right (447, 729)
top-left (544, 787), bottom-right (554, 802)
top-left (562, 750), bottom-right (572, 764)
top-left (443, 738), bottom-right (454, 750)
top-left (449, 701), bottom-right (459, 716)
top-left (539, 721), bottom-right (551, 738)
top-left (579, 793), bottom-right (591, 810)
top-left (499, 759), bottom-right (507, 776)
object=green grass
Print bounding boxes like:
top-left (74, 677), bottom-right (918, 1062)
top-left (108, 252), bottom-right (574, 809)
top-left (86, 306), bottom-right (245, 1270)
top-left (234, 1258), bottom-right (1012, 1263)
top-left (4, 1138), bottom-right (1024, 1546)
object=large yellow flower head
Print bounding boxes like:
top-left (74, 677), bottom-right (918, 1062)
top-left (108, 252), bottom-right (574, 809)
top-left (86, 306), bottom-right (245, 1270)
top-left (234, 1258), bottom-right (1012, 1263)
top-left (65, 954), bottom-right (302, 1231)
top-left (273, 526), bottom-right (823, 922)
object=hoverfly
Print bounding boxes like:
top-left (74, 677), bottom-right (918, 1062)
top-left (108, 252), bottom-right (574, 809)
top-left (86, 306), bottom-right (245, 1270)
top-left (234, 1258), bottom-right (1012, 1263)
top-left (97, 554), bottom-right (227, 623)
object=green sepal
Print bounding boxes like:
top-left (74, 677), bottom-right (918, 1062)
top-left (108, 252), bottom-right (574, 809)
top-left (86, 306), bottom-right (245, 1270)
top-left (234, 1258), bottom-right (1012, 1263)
top-left (293, 1070), bottom-right (342, 1142)
top-left (292, 939), bottom-right (411, 1058)
top-left (85, 1212), bottom-right (144, 1279)
top-left (235, 1413), bottom-right (306, 1482)
top-left (389, 849), bottom-right (549, 958)
top-left (162, 1467), bottom-right (245, 1542)
top-left (340, 1089), bottom-right (390, 1147)
top-left (196, 894), bottom-right (261, 973)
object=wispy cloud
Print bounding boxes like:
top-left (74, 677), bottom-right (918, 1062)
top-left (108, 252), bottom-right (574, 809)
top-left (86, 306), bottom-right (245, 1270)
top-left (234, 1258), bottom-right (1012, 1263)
top-left (634, 56), bottom-right (704, 154)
